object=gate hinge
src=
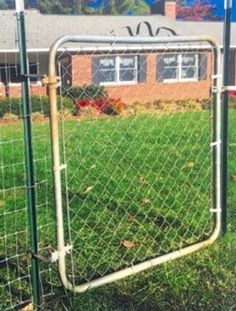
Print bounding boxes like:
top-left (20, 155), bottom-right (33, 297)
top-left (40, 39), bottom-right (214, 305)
top-left (211, 86), bottom-right (223, 94)
top-left (211, 74), bottom-right (222, 94)
top-left (222, 85), bottom-right (236, 92)
top-left (41, 75), bottom-right (61, 87)
top-left (31, 244), bottom-right (73, 264)
top-left (51, 244), bottom-right (73, 262)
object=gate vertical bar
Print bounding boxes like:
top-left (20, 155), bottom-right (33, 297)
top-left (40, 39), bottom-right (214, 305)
top-left (15, 0), bottom-right (41, 307)
top-left (222, 0), bottom-right (232, 234)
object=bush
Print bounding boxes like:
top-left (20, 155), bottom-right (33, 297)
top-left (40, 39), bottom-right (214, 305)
top-left (67, 84), bottom-right (108, 100)
top-left (0, 96), bottom-right (74, 118)
top-left (75, 97), bottom-right (125, 116)
top-left (2, 113), bottom-right (19, 122)
top-left (58, 108), bottom-right (74, 120)
top-left (79, 106), bottom-right (100, 119)
top-left (31, 112), bottom-right (45, 122)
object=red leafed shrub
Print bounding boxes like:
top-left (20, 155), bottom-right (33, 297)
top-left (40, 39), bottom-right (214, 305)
top-left (75, 97), bottom-right (125, 116)
top-left (103, 98), bottom-right (125, 115)
top-left (176, 1), bottom-right (219, 21)
top-left (229, 91), bottom-right (236, 98)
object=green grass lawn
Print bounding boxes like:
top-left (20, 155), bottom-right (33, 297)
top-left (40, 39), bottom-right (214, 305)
top-left (0, 110), bottom-right (235, 310)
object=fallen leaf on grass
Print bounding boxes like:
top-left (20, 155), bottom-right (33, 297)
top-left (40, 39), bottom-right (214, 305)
top-left (128, 215), bottom-right (135, 222)
top-left (231, 175), bottom-right (236, 183)
top-left (186, 162), bottom-right (194, 168)
top-left (122, 240), bottom-right (135, 249)
top-left (84, 186), bottom-right (94, 194)
top-left (182, 162), bottom-right (194, 169)
top-left (20, 303), bottom-right (34, 311)
top-left (139, 176), bottom-right (148, 185)
top-left (141, 197), bottom-right (150, 204)
top-left (0, 200), bottom-right (5, 206)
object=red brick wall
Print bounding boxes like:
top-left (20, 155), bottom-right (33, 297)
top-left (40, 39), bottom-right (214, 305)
top-left (71, 52), bottom-right (212, 104)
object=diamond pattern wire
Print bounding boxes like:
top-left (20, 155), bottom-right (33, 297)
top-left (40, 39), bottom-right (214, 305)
top-left (56, 41), bottom-right (215, 285)
top-left (0, 52), bottom-right (55, 310)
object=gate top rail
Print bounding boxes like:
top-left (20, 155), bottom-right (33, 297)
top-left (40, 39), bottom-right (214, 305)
top-left (49, 35), bottom-right (219, 77)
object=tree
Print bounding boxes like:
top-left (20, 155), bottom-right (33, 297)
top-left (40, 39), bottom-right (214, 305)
top-left (99, 0), bottom-right (150, 15)
top-left (176, 0), bottom-right (220, 21)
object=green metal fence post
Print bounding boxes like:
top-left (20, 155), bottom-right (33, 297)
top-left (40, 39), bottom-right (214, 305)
top-left (222, 0), bottom-right (232, 234)
top-left (15, 0), bottom-right (41, 308)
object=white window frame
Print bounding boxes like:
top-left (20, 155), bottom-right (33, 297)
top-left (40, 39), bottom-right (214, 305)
top-left (100, 55), bottom-right (138, 86)
top-left (163, 53), bottom-right (199, 83)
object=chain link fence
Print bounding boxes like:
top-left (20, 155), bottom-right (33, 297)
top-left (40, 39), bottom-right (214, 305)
top-left (0, 34), bottom-right (223, 309)
top-left (0, 52), bottom-right (56, 310)
top-left (48, 35), bottom-right (222, 292)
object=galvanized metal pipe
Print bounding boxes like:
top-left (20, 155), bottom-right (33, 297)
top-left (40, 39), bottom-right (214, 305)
top-left (48, 35), bottom-right (222, 293)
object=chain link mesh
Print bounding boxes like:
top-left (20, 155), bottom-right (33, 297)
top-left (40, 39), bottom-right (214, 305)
top-left (55, 39), bottom-right (217, 286)
top-left (0, 52), bottom-right (55, 310)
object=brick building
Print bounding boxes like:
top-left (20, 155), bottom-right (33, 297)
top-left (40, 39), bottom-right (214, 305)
top-left (0, 2), bottom-right (235, 102)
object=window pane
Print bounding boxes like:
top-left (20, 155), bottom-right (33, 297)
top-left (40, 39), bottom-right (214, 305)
top-left (99, 57), bottom-right (115, 70)
top-left (119, 69), bottom-right (136, 82)
top-left (163, 67), bottom-right (178, 80)
top-left (163, 54), bottom-right (178, 67)
top-left (99, 69), bottom-right (116, 83)
top-left (181, 67), bottom-right (196, 79)
top-left (120, 56), bottom-right (135, 69)
top-left (9, 65), bottom-right (20, 83)
top-left (29, 63), bottom-right (38, 82)
top-left (182, 54), bottom-right (196, 66)
top-left (161, 54), bottom-right (178, 80)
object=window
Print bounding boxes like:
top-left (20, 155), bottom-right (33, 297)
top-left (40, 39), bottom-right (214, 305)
top-left (157, 53), bottom-right (201, 82)
top-left (93, 55), bottom-right (138, 85)
top-left (0, 63), bottom-right (39, 84)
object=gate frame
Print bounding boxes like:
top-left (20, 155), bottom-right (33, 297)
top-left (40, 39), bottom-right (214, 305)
top-left (47, 35), bottom-right (222, 293)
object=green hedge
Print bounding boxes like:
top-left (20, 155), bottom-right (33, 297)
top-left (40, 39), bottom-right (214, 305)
top-left (0, 96), bottom-right (74, 118)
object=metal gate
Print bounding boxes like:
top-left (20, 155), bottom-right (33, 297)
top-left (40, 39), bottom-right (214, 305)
top-left (46, 35), bottom-right (222, 292)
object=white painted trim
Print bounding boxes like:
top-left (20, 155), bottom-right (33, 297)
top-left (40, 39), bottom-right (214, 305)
top-left (0, 81), bottom-right (42, 86)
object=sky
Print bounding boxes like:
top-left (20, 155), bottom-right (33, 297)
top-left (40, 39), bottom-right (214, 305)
top-left (91, 0), bottom-right (236, 21)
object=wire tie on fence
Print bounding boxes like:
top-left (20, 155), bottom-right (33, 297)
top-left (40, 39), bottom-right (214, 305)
top-left (21, 113), bottom-right (31, 119)
top-left (53, 164), bottom-right (67, 171)
top-left (211, 74), bottom-right (221, 79)
top-left (210, 140), bottom-right (221, 147)
top-left (27, 184), bottom-right (36, 189)
top-left (210, 208), bottom-right (221, 213)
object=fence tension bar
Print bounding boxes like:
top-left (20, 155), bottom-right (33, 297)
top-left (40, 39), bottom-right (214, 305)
top-left (15, 0), bottom-right (41, 308)
top-left (222, 0), bottom-right (232, 235)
